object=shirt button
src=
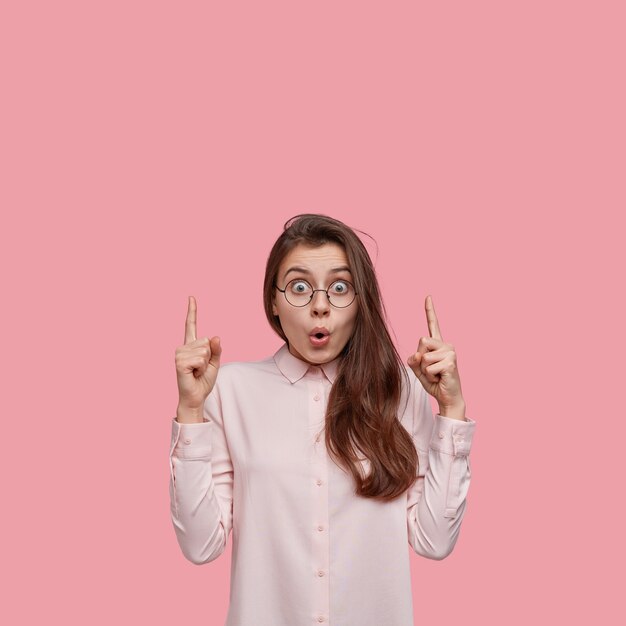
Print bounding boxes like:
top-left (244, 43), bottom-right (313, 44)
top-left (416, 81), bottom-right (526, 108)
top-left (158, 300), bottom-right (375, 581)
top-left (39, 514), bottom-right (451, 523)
top-left (184, 437), bottom-right (192, 444)
top-left (313, 394), bottom-right (320, 401)
top-left (317, 525), bottom-right (324, 532)
top-left (317, 616), bottom-right (325, 622)
top-left (438, 431), bottom-right (445, 439)
top-left (317, 569), bottom-right (325, 577)
top-left (316, 479), bottom-right (322, 486)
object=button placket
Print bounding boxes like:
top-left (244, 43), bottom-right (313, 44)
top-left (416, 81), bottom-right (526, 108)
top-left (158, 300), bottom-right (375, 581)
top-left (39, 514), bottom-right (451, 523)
top-left (308, 367), bottom-right (330, 624)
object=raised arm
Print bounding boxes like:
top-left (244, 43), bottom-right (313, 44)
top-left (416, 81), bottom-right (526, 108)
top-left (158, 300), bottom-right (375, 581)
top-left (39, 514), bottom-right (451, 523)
top-left (405, 294), bottom-right (477, 558)
top-left (169, 296), bottom-right (233, 564)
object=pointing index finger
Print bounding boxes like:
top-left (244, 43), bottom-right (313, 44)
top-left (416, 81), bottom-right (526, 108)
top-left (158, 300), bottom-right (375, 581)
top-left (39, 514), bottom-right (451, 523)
top-left (185, 296), bottom-right (197, 344)
top-left (425, 295), bottom-right (443, 341)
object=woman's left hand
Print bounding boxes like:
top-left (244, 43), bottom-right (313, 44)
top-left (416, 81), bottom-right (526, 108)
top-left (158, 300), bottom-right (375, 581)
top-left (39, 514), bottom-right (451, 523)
top-left (407, 295), bottom-right (465, 414)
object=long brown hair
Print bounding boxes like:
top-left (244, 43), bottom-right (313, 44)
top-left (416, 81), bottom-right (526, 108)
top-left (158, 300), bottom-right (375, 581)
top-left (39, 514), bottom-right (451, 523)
top-left (263, 213), bottom-right (418, 501)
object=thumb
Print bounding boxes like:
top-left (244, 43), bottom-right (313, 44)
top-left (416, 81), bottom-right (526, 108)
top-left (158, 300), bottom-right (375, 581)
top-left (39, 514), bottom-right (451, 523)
top-left (407, 352), bottom-right (425, 384)
top-left (408, 351), bottom-right (422, 367)
top-left (210, 336), bottom-right (222, 365)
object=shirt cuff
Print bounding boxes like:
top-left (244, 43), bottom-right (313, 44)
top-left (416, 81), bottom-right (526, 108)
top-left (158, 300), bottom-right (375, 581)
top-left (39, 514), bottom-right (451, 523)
top-left (429, 414), bottom-right (476, 456)
top-left (170, 416), bottom-right (213, 459)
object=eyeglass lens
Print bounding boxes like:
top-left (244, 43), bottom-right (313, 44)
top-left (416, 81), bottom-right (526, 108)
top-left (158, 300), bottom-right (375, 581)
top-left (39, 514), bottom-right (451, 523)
top-left (284, 279), bottom-right (355, 307)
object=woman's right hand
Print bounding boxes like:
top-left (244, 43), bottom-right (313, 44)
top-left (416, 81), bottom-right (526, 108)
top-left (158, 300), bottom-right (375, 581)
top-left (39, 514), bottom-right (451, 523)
top-left (175, 296), bottom-right (222, 416)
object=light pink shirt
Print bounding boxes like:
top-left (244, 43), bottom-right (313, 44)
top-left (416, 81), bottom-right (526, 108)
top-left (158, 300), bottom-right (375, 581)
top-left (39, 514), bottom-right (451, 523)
top-left (169, 342), bottom-right (476, 626)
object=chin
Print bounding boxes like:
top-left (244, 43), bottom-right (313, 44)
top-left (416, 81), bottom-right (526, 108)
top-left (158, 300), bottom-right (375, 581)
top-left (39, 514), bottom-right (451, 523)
top-left (290, 342), bottom-right (328, 363)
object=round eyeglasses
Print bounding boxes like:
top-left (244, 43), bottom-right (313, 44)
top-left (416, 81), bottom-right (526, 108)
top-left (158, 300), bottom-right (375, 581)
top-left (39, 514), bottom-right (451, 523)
top-left (274, 278), bottom-right (358, 308)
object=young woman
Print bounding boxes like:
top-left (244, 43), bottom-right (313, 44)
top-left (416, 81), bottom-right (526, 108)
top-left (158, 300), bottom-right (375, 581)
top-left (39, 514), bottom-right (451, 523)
top-left (169, 213), bottom-right (476, 626)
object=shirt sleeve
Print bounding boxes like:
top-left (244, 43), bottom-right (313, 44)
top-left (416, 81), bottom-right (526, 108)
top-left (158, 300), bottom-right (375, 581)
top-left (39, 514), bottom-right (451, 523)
top-left (169, 382), bottom-right (234, 565)
top-left (406, 374), bottom-right (476, 560)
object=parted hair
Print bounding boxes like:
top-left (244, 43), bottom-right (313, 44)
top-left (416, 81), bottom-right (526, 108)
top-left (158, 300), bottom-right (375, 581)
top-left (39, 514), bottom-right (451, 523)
top-left (262, 213), bottom-right (418, 501)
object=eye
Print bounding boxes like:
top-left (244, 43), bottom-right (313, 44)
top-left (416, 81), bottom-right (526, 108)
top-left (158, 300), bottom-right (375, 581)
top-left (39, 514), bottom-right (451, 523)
top-left (330, 280), bottom-right (350, 293)
top-left (290, 280), bottom-right (310, 293)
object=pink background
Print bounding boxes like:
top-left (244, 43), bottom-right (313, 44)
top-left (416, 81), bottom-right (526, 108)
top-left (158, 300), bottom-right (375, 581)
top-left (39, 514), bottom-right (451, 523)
top-left (2, 1), bottom-right (623, 624)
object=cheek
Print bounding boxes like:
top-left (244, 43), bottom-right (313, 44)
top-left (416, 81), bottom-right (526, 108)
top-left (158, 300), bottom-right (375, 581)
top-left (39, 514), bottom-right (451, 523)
top-left (338, 312), bottom-right (357, 333)
top-left (348, 310), bottom-right (359, 330)
top-left (278, 308), bottom-right (298, 326)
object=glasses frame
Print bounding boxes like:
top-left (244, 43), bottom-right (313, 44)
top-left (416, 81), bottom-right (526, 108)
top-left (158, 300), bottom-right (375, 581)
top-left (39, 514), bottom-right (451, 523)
top-left (274, 278), bottom-right (359, 308)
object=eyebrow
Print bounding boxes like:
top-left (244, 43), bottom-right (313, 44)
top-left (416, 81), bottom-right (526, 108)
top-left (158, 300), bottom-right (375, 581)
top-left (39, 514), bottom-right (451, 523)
top-left (283, 266), bottom-right (352, 280)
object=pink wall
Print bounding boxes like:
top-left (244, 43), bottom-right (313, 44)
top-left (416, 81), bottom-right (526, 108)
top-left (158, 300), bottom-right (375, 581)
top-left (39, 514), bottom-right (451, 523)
top-left (2, 1), bottom-right (623, 624)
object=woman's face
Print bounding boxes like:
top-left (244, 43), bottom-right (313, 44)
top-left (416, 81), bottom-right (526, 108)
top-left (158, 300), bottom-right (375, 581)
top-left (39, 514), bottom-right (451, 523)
top-left (272, 242), bottom-right (359, 365)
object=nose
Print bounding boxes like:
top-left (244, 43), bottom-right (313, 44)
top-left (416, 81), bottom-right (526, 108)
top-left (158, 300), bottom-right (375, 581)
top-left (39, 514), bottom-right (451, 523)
top-left (310, 289), bottom-right (330, 315)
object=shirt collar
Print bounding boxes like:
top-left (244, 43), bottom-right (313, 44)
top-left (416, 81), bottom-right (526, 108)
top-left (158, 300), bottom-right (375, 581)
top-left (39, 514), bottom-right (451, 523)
top-left (273, 342), bottom-right (341, 384)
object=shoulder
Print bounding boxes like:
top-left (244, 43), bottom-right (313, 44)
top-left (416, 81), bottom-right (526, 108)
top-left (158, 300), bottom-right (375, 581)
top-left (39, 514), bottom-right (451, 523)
top-left (398, 364), bottom-right (430, 428)
top-left (402, 363), bottom-right (429, 400)
top-left (397, 364), bottom-right (416, 422)
top-left (204, 354), bottom-right (278, 416)
top-left (400, 364), bottom-right (418, 398)
top-left (214, 353), bottom-right (278, 387)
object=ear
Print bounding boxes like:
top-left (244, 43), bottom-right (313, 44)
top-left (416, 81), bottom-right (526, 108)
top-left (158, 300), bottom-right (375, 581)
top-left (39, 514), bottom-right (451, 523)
top-left (272, 296), bottom-right (278, 317)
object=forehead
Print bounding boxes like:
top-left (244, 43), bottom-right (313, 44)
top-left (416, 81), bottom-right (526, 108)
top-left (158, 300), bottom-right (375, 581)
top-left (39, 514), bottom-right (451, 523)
top-left (279, 242), bottom-right (350, 276)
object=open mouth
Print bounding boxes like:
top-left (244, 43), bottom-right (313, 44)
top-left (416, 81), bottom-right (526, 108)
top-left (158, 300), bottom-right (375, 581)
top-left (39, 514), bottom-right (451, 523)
top-left (309, 331), bottom-right (331, 346)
